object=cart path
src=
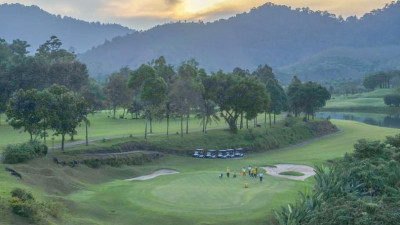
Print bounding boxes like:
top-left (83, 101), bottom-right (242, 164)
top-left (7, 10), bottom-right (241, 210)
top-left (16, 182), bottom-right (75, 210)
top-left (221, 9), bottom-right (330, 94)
top-left (125, 169), bottom-right (179, 181)
top-left (261, 164), bottom-right (315, 181)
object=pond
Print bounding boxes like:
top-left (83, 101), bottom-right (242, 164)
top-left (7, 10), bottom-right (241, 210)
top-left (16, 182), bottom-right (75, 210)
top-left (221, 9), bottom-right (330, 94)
top-left (316, 112), bottom-right (400, 129)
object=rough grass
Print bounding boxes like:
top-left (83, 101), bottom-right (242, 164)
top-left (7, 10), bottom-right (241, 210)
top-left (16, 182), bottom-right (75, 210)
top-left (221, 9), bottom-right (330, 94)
top-left (279, 171), bottom-right (305, 176)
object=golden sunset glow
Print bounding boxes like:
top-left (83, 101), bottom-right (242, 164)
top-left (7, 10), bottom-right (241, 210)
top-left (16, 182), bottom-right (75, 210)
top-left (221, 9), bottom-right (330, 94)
top-left (0, 0), bottom-right (394, 29)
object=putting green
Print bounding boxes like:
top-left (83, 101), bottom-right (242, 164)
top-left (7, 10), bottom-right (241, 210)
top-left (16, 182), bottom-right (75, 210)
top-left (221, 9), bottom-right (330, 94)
top-left (69, 170), bottom-right (309, 224)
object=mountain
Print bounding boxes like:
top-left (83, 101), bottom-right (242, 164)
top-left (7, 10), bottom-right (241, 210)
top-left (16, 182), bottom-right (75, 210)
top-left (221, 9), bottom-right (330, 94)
top-left (78, 2), bottom-right (400, 83)
top-left (0, 3), bottom-right (133, 53)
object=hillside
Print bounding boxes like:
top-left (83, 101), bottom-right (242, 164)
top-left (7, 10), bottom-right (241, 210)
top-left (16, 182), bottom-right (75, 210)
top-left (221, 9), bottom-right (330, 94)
top-left (0, 4), bottom-right (133, 53)
top-left (78, 2), bottom-right (400, 82)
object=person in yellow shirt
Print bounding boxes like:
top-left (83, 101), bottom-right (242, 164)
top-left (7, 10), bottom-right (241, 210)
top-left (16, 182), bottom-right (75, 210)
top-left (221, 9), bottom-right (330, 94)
top-left (226, 167), bottom-right (231, 178)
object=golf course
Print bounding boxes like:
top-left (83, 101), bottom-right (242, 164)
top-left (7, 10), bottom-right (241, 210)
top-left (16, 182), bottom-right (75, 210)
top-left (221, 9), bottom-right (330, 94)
top-left (1, 117), bottom-right (398, 225)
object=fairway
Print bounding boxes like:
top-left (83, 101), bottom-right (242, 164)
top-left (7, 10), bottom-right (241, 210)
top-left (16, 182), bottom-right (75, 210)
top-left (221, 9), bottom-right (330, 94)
top-left (60, 119), bottom-right (400, 225)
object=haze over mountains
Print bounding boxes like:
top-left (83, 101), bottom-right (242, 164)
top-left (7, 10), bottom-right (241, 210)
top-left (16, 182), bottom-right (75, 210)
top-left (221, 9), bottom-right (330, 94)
top-left (78, 2), bottom-right (400, 83)
top-left (0, 3), bottom-right (133, 53)
top-left (1, 2), bottom-right (400, 83)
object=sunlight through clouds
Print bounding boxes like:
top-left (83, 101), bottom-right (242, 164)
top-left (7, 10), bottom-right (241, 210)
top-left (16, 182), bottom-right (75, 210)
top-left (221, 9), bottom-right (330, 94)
top-left (0, 0), bottom-right (393, 29)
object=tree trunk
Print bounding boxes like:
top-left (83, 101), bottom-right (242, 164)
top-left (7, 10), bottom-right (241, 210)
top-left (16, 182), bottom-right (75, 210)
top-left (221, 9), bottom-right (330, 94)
top-left (149, 117), bottom-right (153, 134)
top-left (61, 134), bottom-right (65, 151)
top-left (205, 117), bottom-right (209, 133)
top-left (186, 113), bottom-right (189, 134)
top-left (269, 113), bottom-right (272, 128)
top-left (122, 108), bottom-right (126, 118)
top-left (228, 118), bottom-right (238, 133)
top-left (180, 115), bottom-right (183, 137)
top-left (240, 113), bottom-right (243, 129)
top-left (202, 116), bottom-right (205, 133)
top-left (43, 126), bottom-right (46, 145)
top-left (166, 115), bottom-right (170, 136)
top-left (0, 113), bottom-right (2, 126)
top-left (274, 113), bottom-right (276, 124)
top-left (246, 118), bottom-right (248, 129)
top-left (85, 120), bottom-right (89, 146)
top-left (113, 106), bottom-right (116, 118)
top-left (264, 112), bottom-right (267, 124)
top-left (30, 132), bottom-right (33, 141)
top-left (144, 115), bottom-right (148, 139)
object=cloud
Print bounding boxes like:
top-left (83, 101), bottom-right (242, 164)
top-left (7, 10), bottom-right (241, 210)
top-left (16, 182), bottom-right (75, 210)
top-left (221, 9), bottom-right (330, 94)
top-left (0, 0), bottom-right (393, 30)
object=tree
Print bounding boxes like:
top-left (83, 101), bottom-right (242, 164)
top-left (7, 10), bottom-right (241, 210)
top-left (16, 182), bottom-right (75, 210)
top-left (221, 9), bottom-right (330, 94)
top-left (384, 94), bottom-right (400, 107)
top-left (152, 56), bottom-right (176, 136)
top-left (47, 85), bottom-right (86, 150)
top-left (297, 82), bottom-right (331, 120)
top-left (287, 76), bottom-right (303, 117)
top-left (252, 64), bottom-right (275, 83)
top-left (105, 70), bottom-right (133, 118)
top-left (171, 61), bottom-right (203, 136)
top-left (205, 73), bottom-right (269, 133)
top-left (6, 89), bottom-right (41, 140)
top-left (266, 79), bottom-right (287, 126)
top-left (129, 64), bottom-right (167, 139)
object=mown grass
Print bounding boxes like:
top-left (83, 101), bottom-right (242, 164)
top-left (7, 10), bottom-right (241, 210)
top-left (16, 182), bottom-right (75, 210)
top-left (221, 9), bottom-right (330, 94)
top-left (1, 119), bottom-right (398, 225)
top-left (323, 88), bottom-right (400, 112)
top-left (0, 111), bottom-right (280, 153)
top-left (279, 171), bottom-right (304, 176)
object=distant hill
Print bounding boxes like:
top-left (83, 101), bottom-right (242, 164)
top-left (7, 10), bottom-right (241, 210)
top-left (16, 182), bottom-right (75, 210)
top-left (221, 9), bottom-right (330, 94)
top-left (0, 3), bottom-right (133, 53)
top-left (78, 2), bottom-right (400, 83)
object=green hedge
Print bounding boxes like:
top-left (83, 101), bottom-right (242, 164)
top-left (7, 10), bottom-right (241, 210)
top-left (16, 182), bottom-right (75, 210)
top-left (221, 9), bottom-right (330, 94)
top-left (3, 141), bottom-right (48, 164)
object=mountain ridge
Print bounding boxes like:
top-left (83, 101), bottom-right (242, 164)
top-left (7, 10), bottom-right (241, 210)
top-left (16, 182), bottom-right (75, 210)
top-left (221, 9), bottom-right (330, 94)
top-left (78, 1), bottom-right (400, 82)
top-left (0, 3), bottom-right (134, 53)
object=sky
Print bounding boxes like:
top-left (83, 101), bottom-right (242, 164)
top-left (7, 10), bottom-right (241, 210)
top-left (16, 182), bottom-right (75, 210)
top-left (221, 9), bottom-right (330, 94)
top-left (0, 0), bottom-right (394, 30)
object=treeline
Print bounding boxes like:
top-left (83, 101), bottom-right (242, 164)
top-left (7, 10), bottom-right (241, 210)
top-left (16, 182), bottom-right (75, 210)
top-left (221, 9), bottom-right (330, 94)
top-left (287, 76), bottom-right (331, 120)
top-left (363, 70), bottom-right (400, 90)
top-left (0, 36), bottom-right (92, 122)
top-left (274, 135), bottom-right (400, 224)
top-left (1, 37), bottom-right (331, 148)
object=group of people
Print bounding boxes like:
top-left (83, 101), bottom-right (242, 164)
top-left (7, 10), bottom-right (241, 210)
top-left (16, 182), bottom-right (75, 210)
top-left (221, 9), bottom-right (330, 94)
top-left (220, 165), bottom-right (264, 182)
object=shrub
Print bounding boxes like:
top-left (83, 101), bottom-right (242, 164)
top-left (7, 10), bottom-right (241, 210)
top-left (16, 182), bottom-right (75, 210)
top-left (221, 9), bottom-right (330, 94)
top-left (3, 141), bottom-right (47, 164)
top-left (353, 139), bottom-right (385, 159)
top-left (9, 188), bottom-right (63, 223)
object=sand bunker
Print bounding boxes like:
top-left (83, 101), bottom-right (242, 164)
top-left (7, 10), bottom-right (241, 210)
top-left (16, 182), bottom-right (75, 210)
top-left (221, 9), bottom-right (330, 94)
top-left (261, 164), bottom-right (315, 181)
top-left (125, 169), bottom-right (179, 181)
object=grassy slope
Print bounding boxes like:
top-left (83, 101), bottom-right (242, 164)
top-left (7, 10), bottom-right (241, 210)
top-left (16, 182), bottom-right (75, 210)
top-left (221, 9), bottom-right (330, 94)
top-left (1, 119), bottom-right (398, 225)
top-left (53, 120), bottom-right (400, 225)
top-left (0, 111), bottom-right (279, 152)
top-left (323, 88), bottom-right (399, 112)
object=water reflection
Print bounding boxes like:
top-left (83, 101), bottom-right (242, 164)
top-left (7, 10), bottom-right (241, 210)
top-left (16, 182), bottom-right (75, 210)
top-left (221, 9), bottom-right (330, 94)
top-left (316, 112), bottom-right (400, 129)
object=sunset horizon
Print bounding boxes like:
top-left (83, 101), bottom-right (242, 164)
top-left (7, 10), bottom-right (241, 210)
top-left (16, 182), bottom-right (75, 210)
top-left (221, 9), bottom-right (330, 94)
top-left (0, 0), bottom-right (395, 30)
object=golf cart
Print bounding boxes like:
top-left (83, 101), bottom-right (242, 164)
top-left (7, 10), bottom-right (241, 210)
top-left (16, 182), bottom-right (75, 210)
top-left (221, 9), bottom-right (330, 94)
top-left (206, 150), bottom-right (217, 158)
top-left (234, 148), bottom-right (244, 157)
top-left (226, 149), bottom-right (235, 158)
top-left (193, 149), bottom-right (205, 158)
top-left (217, 150), bottom-right (228, 159)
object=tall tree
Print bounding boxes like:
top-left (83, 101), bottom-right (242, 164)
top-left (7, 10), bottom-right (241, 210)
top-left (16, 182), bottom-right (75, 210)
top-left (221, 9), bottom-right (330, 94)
top-left (266, 79), bottom-right (287, 126)
top-left (105, 69), bottom-right (133, 118)
top-left (6, 89), bottom-right (41, 140)
top-left (152, 56), bottom-right (176, 136)
top-left (205, 73), bottom-right (270, 132)
top-left (287, 76), bottom-right (303, 117)
top-left (47, 85), bottom-right (86, 150)
top-left (129, 64), bottom-right (167, 139)
top-left (171, 60), bottom-right (203, 135)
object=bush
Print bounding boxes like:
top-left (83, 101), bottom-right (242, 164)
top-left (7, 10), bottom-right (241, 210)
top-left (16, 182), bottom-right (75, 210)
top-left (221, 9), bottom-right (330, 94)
top-left (3, 141), bottom-right (47, 164)
top-left (9, 188), bottom-right (63, 223)
top-left (353, 139), bottom-right (385, 159)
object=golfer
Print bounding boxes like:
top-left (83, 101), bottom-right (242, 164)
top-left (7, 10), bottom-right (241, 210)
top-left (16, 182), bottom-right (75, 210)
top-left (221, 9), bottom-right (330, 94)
top-left (226, 167), bottom-right (230, 178)
top-left (259, 172), bottom-right (263, 182)
top-left (248, 166), bottom-right (251, 175)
